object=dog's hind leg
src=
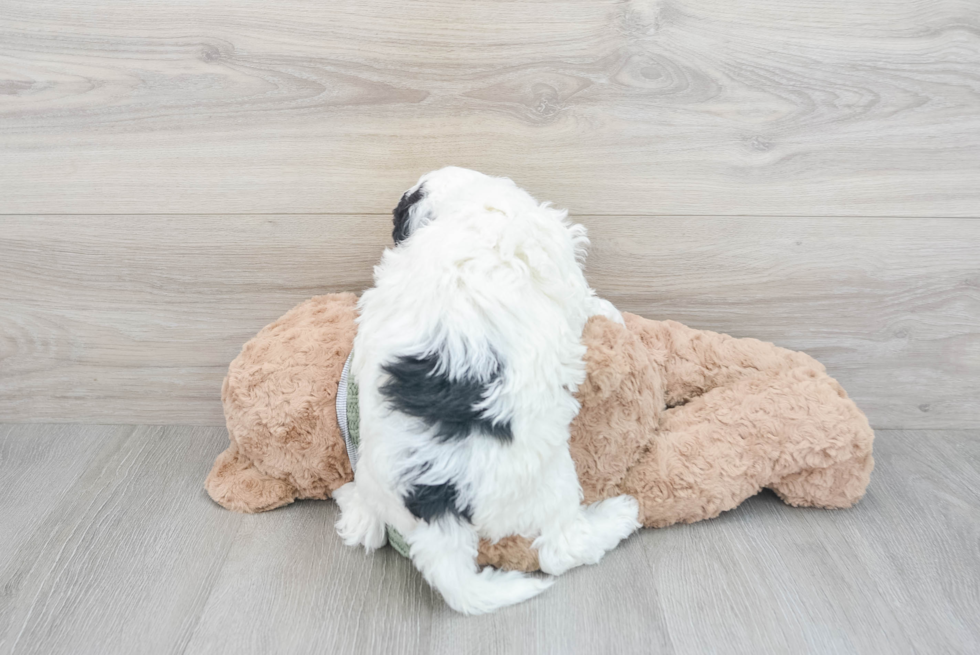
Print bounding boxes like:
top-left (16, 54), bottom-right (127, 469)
top-left (406, 517), bottom-right (553, 615)
top-left (533, 494), bottom-right (641, 576)
top-left (334, 481), bottom-right (388, 551)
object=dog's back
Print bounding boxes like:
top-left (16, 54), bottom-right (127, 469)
top-left (335, 168), bottom-right (638, 614)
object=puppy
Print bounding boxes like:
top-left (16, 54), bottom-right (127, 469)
top-left (334, 167), bottom-right (639, 614)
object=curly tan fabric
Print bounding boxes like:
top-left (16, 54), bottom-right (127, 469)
top-left (206, 294), bottom-right (874, 571)
top-left (208, 294), bottom-right (357, 513)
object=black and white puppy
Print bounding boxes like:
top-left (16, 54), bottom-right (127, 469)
top-left (334, 167), bottom-right (639, 614)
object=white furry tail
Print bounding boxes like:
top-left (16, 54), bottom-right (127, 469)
top-left (407, 518), bottom-right (553, 615)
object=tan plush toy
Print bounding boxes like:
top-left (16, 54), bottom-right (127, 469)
top-left (206, 293), bottom-right (874, 571)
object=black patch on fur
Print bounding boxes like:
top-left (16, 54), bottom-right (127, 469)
top-left (392, 186), bottom-right (425, 245)
top-left (380, 353), bottom-right (513, 443)
top-left (403, 482), bottom-right (473, 523)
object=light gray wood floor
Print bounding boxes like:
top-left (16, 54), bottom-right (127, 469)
top-left (1, 424), bottom-right (977, 655)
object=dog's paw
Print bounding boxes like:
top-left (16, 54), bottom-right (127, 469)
top-left (535, 544), bottom-right (580, 577)
top-left (591, 297), bottom-right (625, 326)
top-left (585, 494), bottom-right (641, 550)
top-left (534, 495), bottom-right (640, 575)
top-left (333, 482), bottom-right (387, 551)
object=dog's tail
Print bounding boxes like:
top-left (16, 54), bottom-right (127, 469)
top-left (407, 516), bottom-right (553, 614)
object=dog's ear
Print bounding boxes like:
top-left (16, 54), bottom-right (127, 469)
top-left (392, 186), bottom-right (425, 245)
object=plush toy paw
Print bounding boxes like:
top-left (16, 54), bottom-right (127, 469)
top-left (333, 482), bottom-right (388, 551)
top-left (534, 494), bottom-right (640, 575)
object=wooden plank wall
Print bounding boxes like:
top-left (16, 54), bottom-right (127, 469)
top-left (1, 0), bottom-right (978, 428)
top-left (2, 216), bottom-right (977, 428)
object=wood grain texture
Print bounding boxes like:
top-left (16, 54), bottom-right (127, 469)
top-left (1, 0), bottom-right (978, 215)
top-left (0, 425), bottom-right (239, 655)
top-left (0, 424), bottom-right (131, 580)
top-left (1, 215), bottom-right (977, 428)
top-left (587, 216), bottom-right (980, 430)
top-left (0, 215), bottom-right (388, 424)
top-left (0, 425), bottom-right (977, 655)
top-left (182, 497), bottom-right (436, 655)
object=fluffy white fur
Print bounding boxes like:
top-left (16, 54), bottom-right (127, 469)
top-left (334, 167), bottom-right (639, 614)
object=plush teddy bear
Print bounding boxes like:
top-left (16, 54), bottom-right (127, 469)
top-left (206, 292), bottom-right (874, 571)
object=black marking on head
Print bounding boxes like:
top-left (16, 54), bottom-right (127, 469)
top-left (380, 353), bottom-right (513, 443)
top-left (403, 482), bottom-right (472, 523)
top-left (392, 186), bottom-right (425, 245)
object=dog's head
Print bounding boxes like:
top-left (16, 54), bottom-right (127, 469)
top-left (391, 167), bottom-right (539, 246)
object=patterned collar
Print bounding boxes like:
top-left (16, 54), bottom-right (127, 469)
top-left (335, 351), bottom-right (359, 471)
top-left (335, 349), bottom-right (410, 558)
